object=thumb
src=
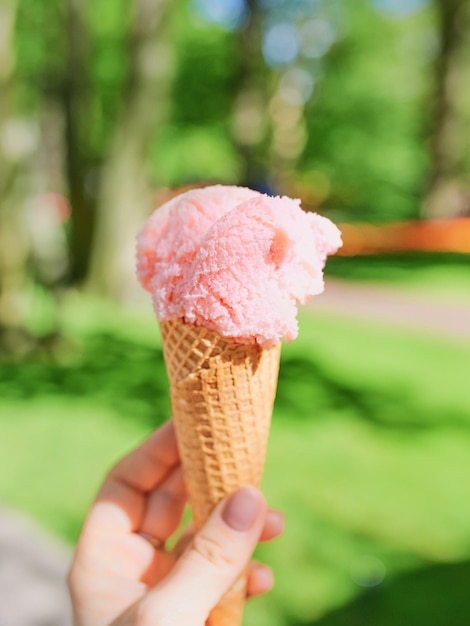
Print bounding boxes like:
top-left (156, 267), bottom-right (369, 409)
top-left (141, 486), bottom-right (266, 625)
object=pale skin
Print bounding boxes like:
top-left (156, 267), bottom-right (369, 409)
top-left (68, 420), bottom-right (284, 626)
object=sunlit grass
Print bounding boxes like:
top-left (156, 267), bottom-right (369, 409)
top-left (0, 398), bottom-right (149, 540)
top-left (1, 297), bottom-right (470, 625)
top-left (326, 252), bottom-right (470, 304)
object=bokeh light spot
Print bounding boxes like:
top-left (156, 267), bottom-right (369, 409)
top-left (371, 0), bottom-right (430, 18)
top-left (279, 67), bottom-right (314, 106)
top-left (192, 0), bottom-right (247, 30)
top-left (350, 555), bottom-right (386, 588)
top-left (301, 18), bottom-right (336, 59)
top-left (263, 23), bottom-right (300, 66)
top-left (0, 119), bottom-right (38, 161)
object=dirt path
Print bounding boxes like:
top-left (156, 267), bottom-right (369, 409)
top-left (310, 279), bottom-right (470, 340)
top-left (0, 505), bottom-right (72, 626)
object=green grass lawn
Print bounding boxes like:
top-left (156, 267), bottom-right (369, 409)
top-left (1, 291), bottom-right (470, 626)
top-left (326, 252), bottom-right (470, 304)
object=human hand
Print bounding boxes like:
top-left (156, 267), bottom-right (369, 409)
top-left (68, 420), bottom-right (284, 626)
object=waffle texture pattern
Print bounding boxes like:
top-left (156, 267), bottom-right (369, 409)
top-left (160, 319), bottom-right (281, 626)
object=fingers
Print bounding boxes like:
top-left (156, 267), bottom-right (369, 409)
top-left (247, 562), bottom-right (274, 597)
top-left (171, 506), bottom-right (284, 554)
top-left (171, 524), bottom-right (194, 558)
top-left (260, 509), bottom-right (284, 542)
top-left (86, 420), bottom-right (182, 534)
top-left (246, 509), bottom-right (283, 599)
top-left (139, 465), bottom-right (186, 542)
top-left (139, 487), bottom-right (267, 625)
top-left (168, 509), bottom-right (282, 597)
top-left (106, 420), bottom-right (179, 494)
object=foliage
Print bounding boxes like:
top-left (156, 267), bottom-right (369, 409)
top-left (300, 0), bottom-right (432, 221)
top-left (10, 0), bottom-right (466, 220)
top-left (14, 0), bottom-right (130, 156)
top-left (2, 0), bottom-right (469, 331)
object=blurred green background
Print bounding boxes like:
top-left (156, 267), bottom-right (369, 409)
top-left (1, 0), bottom-right (470, 624)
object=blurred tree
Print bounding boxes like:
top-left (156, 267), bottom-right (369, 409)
top-left (14, 0), bottom-right (96, 285)
top-left (423, 0), bottom-right (470, 218)
top-left (4, 0), bottom-right (470, 329)
top-left (230, 0), bottom-right (272, 189)
top-left (1, 0), bottom-right (72, 351)
top-left (259, 0), bottom-right (323, 192)
top-left (0, 0), bottom-right (33, 349)
top-left (148, 2), bottom-right (241, 187)
top-left (299, 0), bottom-right (429, 221)
top-left (87, 0), bottom-right (174, 298)
top-left (63, 0), bottom-right (96, 283)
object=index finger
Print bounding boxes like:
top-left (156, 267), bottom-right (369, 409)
top-left (106, 419), bottom-right (180, 494)
top-left (87, 420), bottom-right (181, 534)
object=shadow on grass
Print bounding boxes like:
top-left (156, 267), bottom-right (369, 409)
top-left (0, 332), bottom-right (170, 426)
top-left (1, 329), bottom-right (465, 430)
top-left (325, 252), bottom-right (470, 283)
top-left (277, 355), bottom-right (403, 426)
top-left (276, 355), bottom-right (464, 430)
top-left (288, 560), bottom-right (470, 626)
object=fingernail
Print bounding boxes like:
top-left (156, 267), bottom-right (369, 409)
top-left (222, 486), bottom-right (262, 531)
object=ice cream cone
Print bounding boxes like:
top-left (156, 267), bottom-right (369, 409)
top-left (159, 318), bottom-right (281, 626)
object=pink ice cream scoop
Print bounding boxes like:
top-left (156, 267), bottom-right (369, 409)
top-left (136, 185), bottom-right (342, 346)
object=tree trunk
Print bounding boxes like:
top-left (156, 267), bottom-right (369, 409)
top-left (422, 0), bottom-right (470, 218)
top-left (87, 0), bottom-right (174, 300)
top-left (230, 0), bottom-right (271, 190)
top-left (63, 0), bottom-right (96, 283)
top-left (0, 0), bottom-right (31, 348)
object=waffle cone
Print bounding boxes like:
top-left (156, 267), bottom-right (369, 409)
top-left (160, 319), bottom-right (281, 626)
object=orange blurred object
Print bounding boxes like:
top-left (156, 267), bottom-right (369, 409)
top-left (153, 185), bottom-right (469, 256)
top-left (338, 219), bottom-right (470, 256)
